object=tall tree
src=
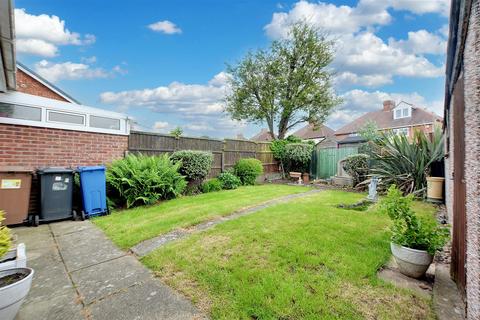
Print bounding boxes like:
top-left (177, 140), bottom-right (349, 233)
top-left (225, 22), bottom-right (340, 140)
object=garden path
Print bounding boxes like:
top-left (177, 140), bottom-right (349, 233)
top-left (14, 221), bottom-right (205, 320)
top-left (130, 188), bottom-right (321, 257)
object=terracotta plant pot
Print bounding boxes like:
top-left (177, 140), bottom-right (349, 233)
top-left (302, 173), bottom-right (309, 184)
top-left (390, 243), bottom-right (433, 278)
top-left (426, 177), bottom-right (445, 202)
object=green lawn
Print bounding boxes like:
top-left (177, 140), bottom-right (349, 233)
top-left (93, 184), bottom-right (310, 249)
top-left (142, 190), bottom-right (436, 320)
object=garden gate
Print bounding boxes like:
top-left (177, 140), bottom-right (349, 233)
top-left (310, 146), bottom-right (358, 179)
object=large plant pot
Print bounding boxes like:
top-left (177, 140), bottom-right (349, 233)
top-left (426, 177), bottom-right (445, 202)
top-left (0, 267), bottom-right (34, 320)
top-left (302, 173), bottom-right (310, 184)
top-left (391, 243), bottom-right (433, 278)
top-left (0, 243), bottom-right (27, 272)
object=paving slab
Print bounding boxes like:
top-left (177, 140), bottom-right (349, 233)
top-left (16, 290), bottom-right (84, 320)
top-left (50, 220), bottom-right (93, 236)
top-left (87, 281), bottom-right (204, 320)
top-left (71, 255), bottom-right (152, 304)
top-left (55, 225), bottom-right (125, 272)
top-left (12, 225), bottom-right (56, 250)
top-left (433, 264), bottom-right (465, 320)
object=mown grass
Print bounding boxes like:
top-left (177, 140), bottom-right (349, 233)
top-left (143, 190), bottom-right (437, 320)
top-left (93, 184), bottom-right (310, 249)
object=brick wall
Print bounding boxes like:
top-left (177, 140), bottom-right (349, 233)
top-left (16, 69), bottom-right (70, 102)
top-left (0, 123), bottom-right (128, 215)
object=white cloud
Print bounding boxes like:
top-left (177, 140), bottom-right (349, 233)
top-left (81, 56), bottom-right (97, 64)
top-left (386, 0), bottom-right (450, 16)
top-left (148, 20), bottom-right (182, 34)
top-left (14, 8), bottom-right (95, 57)
top-left (34, 60), bottom-right (109, 82)
top-left (16, 39), bottom-right (58, 57)
top-left (265, 1), bottom-right (446, 89)
top-left (100, 72), bottom-right (229, 115)
top-left (388, 29), bottom-right (447, 55)
top-left (264, 0), bottom-right (391, 38)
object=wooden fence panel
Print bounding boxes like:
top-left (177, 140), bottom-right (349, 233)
top-left (128, 132), bottom-right (278, 178)
top-left (312, 146), bottom-right (358, 179)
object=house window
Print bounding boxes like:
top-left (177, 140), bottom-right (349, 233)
top-left (393, 107), bottom-right (411, 119)
top-left (0, 103), bottom-right (42, 121)
top-left (47, 110), bottom-right (85, 125)
top-left (393, 127), bottom-right (409, 136)
top-left (90, 115), bottom-right (120, 130)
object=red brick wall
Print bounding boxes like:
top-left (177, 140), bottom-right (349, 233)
top-left (16, 69), bottom-right (70, 102)
top-left (0, 123), bottom-right (128, 216)
top-left (0, 124), bottom-right (128, 168)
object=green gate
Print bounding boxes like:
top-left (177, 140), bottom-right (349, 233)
top-left (311, 146), bottom-right (358, 179)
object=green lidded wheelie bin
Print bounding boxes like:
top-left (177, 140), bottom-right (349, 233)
top-left (33, 167), bottom-right (76, 226)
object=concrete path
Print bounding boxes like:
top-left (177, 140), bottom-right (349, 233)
top-left (131, 189), bottom-right (321, 257)
top-left (13, 221), bottom-right (205, 320)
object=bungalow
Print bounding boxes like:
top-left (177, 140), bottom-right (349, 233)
top-left (334, 100), bottom-right (443, 144)
top-left (250, 128), bottom-right (274, 142)
top-left (444, 0), bottom-right (480, 318)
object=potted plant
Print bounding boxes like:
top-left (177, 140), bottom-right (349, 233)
top-left (380, 186), bottom-right (449, 278)
top-left (0, 211), bottom-right (34, 320)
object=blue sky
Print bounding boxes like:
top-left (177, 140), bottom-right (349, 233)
top-left (15, 0), bottom-right (450, 138)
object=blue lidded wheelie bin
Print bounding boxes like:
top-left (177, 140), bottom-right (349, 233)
top-left (77, 166), bottom-right (108, 219)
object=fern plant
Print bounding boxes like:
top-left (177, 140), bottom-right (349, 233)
top-left (106, 154), bottom-right (187, 208)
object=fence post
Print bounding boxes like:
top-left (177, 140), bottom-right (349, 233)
top-left (221, 140), bottom-right (225, 172)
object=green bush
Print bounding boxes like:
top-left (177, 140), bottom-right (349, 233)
top-left (284, 143), bottom-right (313, 172)
top-left (218, 171), bottom-right (241, 190)
top-left (342, 154), bottom-right (369, 186)
top-left (170, 150), bottom-right (213, 183)
top-left (106, 154), bottom-right (187, 208)
top-left (380, 185), bottom-right (449, 255)
top-left (0, 210), bottom-right (12, 258)
top-left (233, 158), bottom-right (264, 185)
top-left (201, 178), bottom-right (224, 193)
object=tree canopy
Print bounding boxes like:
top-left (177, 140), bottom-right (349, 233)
top-left (225, 22), bottom-right (340, 140)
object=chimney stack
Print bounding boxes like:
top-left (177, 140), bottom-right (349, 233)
top-left (383, 100), bottom-right (395, 111)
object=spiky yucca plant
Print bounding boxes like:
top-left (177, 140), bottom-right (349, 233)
top-left (106, 154), bottom-right (187, 208)
top-left (370, 126), bottom-right (444, 196)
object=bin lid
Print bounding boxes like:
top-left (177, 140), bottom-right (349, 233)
top-left (0, 166), bottom-right (34, 173)
top-left (37, 167), bottom-right (74, 174)
top-left (77, 166), bottom-right (105, 172)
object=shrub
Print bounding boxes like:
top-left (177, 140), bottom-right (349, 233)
top-left (170, 150), bottom-right (213, 183)
top-left (270, 135), bottom-right (302, 175)
top-left (233, 158), bottom-right (264, 185)
top-left (201, 178), bottom-right (224, 193)
top-left (342, 154), bottom-right (369, 186)
top-left (369, 127), bottom-right (444, 196)
top-left (218, 171), bottom-right (241, 190)
top-left (107, 154), bottom-right (186, 208)
top-left (380, 185), bottom-right (449, 255)
top-left (0, 210), bottom-right (11, 258)
top-left (284, 143), bottom-right (313, 172)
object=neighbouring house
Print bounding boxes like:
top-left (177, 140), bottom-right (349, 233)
top-left (444, 0), bottom-right (480, 318)
top-left (251, 128), bottom-right (274, 142)
top-left (334, 100), bottom-right (443, 144)
top-left (292, 123), bottom-right (335, 144)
